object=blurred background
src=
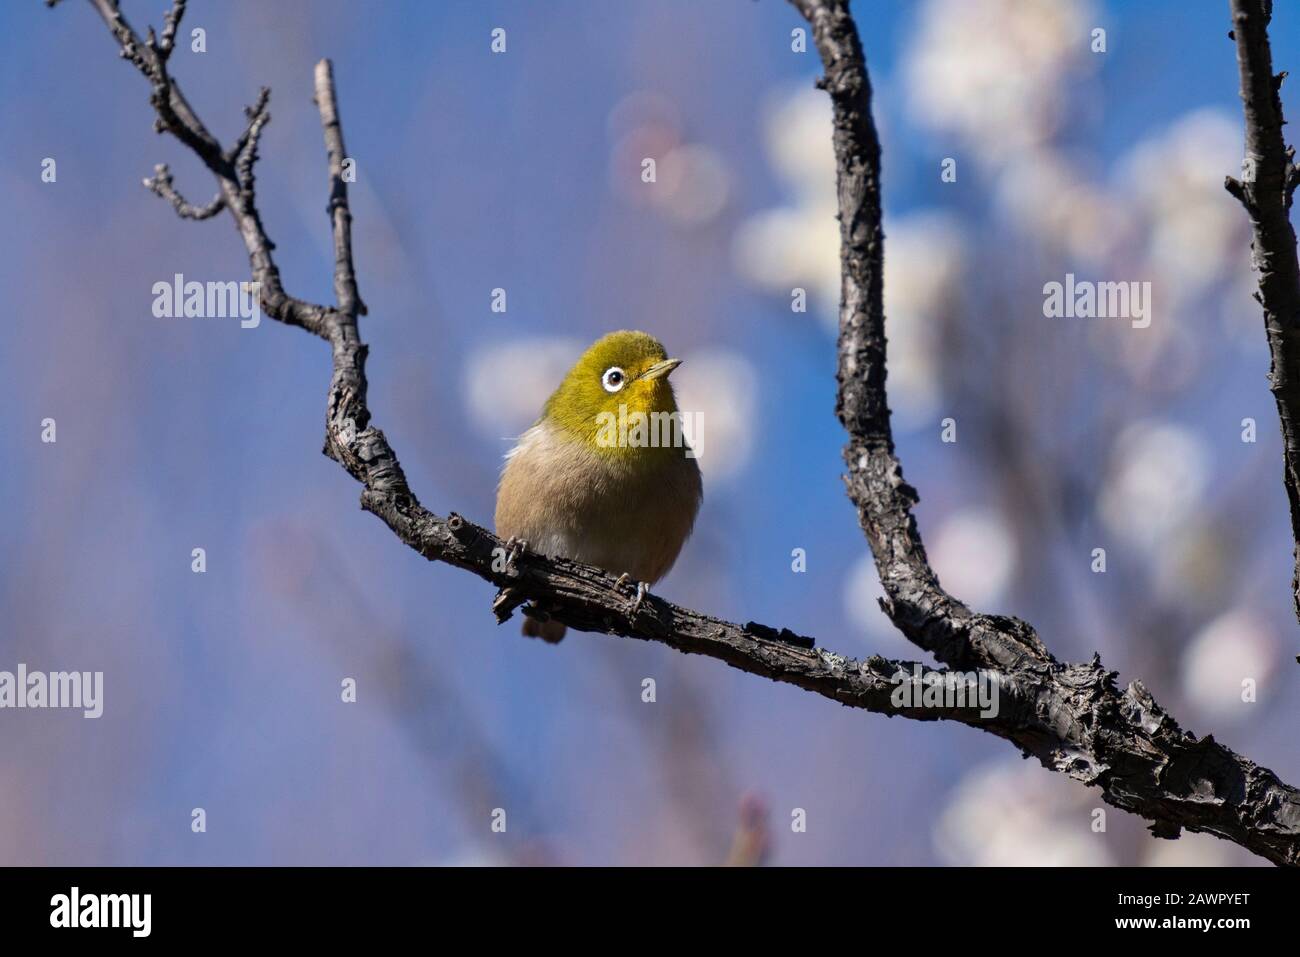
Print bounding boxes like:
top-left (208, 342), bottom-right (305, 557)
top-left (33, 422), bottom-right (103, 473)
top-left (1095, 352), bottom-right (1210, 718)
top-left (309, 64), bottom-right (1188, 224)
top-left (1, 0), bottom-right (1297, 865)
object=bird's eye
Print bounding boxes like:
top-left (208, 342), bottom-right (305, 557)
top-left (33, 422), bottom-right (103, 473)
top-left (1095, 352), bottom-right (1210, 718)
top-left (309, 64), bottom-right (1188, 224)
top-left (601, 367), bottom-right (626, 393)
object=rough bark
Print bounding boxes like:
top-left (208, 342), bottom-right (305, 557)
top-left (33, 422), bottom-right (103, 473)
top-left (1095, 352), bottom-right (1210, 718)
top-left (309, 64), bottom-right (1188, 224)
top-left (1225, 0), bottom-right (1300, 630)
top-left (792, 0), bottom-right (1051, 676)
top-left (790, 0), bottom-right (1300, 865)
top-left (54, 0), bottom-right (1300, 866)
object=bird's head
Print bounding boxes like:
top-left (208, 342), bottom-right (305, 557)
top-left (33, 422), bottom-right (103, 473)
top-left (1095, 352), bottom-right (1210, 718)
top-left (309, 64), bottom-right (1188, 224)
top-left (542, 330), bottom-right (683, 454)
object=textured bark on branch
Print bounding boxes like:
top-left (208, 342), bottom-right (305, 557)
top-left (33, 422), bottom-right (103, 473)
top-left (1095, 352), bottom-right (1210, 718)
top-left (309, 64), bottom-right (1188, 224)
top-left (1224, 0), bottom-right (1300, 632)
top-left (58, 0), bottom-right (1300, 865)
top-left (785, 0), bottom-right (1300, 865)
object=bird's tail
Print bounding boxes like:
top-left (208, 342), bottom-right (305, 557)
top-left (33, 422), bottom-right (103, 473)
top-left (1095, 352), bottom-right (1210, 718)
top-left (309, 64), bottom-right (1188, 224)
top-left (522, 615), bottom-right (566, 643)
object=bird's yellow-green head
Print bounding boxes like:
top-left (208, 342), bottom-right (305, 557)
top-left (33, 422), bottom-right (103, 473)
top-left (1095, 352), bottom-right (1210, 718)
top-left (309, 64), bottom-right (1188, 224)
top-left (542, 330), bottom-right (683, 457)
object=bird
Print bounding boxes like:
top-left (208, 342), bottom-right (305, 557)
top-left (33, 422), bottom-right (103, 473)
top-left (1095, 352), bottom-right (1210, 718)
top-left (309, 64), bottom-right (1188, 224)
top-left (494, 330), bottom-right (703, 642)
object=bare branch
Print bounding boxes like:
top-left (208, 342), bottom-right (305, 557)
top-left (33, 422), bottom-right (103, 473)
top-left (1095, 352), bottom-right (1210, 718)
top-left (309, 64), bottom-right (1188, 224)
top-left (314, 60), bottom-right (366, 318)
top-left (86, 0), bottom-right (224, 171)
top-left (227, 86), bottom-right (270, 168)
top-left (791, 0), bottom-right (1048, 675)
top-left (232, 91), bottom-right (269, 196)
top-left (81, 0), bottom-right (328, 335)
top-left (156, 0), bottom-right (185, 61)
top-left (1225, 0), bottom-right (1300, 632)
top-left (58, 0), bottom-right (1300, 866)
top-left (791, 0), bottom-right (1300, 863)
top-left (142, 163), bottom-right (223, 220)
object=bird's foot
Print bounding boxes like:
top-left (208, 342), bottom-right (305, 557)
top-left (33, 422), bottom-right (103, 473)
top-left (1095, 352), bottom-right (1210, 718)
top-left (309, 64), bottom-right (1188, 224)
top-left (503, 537), bottom-right (528, 569)
top-left (614, 573), bottom-right (649, 619)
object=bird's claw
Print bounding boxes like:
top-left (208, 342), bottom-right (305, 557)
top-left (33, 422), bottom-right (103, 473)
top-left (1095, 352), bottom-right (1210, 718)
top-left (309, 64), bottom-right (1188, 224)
top-left (503, 537), bottom-right (528, 569)
top-left (614, 573), bottom-right (649, 619)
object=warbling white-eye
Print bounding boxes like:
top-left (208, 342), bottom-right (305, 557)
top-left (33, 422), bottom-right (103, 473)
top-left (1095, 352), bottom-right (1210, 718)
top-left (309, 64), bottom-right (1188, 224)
top-left (494, 330), bottom-right (703, 642)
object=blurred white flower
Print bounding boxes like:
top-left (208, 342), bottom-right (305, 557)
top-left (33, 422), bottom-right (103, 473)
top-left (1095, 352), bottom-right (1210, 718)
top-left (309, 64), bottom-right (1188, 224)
top-left (732, 204), bottom-right (839, 310)
top-left (735, 82), bottom-right (965, 427)
top-left (736, 206), bottom-right (963, 426)
top-left (606, 91), bottom-right (729, 227)
top-left (464, 338), bottom-right (581, 439)
top-left (935, 759), bottom-right (1114, 866)
top-left (606, 90), bottom-right (680, 144)
top-left (884, 213), bottom-right (966, 426)
top-left (929, 506), bottom-right (1016, 608)
top-left (995, 147), bottom-right (1133, 264)
top-left (1091, 296), bottom-right (1202, 388)
top-left (654, 144), bottom-right (730, 226)
top-left (762, 86), bottom-right (837, 202)
top-left (1181, 609), bottom-right (1278, 724)
top-left (843, 552), bottom-right (915, 653)
top-left (672, 349), bottom-right (757, 482)
top-left (1119, 110), bottom-right (1248, 296)
top-left (905, 0), bottom-right (1094, 166)
top-left (906, 0), bottom-right (1131, 268)
top-left (732, 86), bottom-right (839, 310)
top-left (1064, 111), bottom-right (1251, 384)
top-left (738, 83), bottom-right (961, 431)
top-left (1098, 420), bottom-right (1211, 552)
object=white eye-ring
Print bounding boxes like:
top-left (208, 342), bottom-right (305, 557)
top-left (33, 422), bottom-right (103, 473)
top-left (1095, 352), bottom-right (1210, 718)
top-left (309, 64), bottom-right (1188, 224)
top-left (601, 366), bottom-right (627, 393)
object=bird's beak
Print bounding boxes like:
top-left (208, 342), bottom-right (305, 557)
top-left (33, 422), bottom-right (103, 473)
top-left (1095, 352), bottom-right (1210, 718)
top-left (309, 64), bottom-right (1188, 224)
top-left (641, 358), bottom-right (682, 381)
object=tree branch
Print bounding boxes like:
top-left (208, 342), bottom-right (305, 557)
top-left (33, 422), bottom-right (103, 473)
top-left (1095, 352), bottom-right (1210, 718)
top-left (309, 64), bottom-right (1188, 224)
top-left (142, 162), bottom-right (223, 220)
top-left (313, 60), bottom-right (366, 318)
top-left (791, 0), bottom-right (1300, 863)
top-left (793, 0), bottom-right (1051, 676)
top-left (59, 0), bottom-right (1300, 866)
top-left (1225, 0), bottom-right (1300, 632)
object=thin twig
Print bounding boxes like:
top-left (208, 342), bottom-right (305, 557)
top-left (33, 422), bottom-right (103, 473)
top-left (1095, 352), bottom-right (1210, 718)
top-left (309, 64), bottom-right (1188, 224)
top-left (142, 163), bottom-right (224, 220)
top-left (314, 60), bottom-right (366, 317)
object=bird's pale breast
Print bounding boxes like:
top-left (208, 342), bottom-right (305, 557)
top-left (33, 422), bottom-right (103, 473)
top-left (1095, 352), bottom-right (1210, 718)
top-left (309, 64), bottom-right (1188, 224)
top-left (495, 421), bottom-right (702, 584)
